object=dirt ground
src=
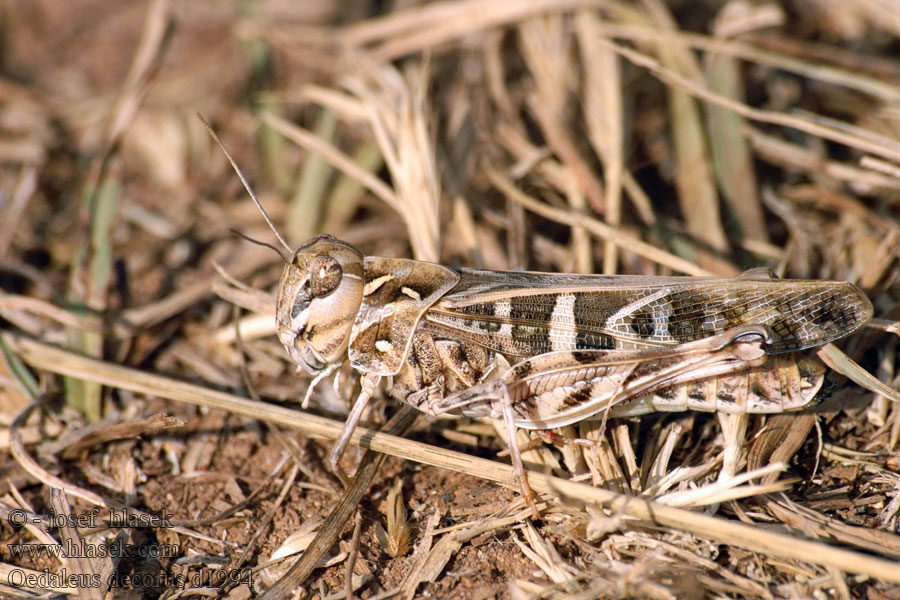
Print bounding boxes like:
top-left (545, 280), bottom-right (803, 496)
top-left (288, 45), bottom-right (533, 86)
top-left (1, 1), bottom-right (899, 599)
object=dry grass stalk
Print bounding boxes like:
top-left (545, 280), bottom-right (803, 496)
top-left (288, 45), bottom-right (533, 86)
top-left (0, 168), bottom-right (38, 259)
top-left (596, 34), bottom-right (900, 164)
top-left (342, 60), bottom-right (442, 262)
top-left (704, 3), bottom-right (770, 244)
top-left (626, 0), bottom-right (734, 275)
top-left (575, 10), bottom-right (625, 275)
top-left (48, 489), bottom-right (103, 600)
top-left (485, 166), bottom-right (712, 276)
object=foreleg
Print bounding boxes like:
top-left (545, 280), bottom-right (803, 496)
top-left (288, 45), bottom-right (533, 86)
top-left (329, 372), bottom-right (380, 485)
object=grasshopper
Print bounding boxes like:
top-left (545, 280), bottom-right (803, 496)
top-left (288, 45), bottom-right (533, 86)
top-left (272, 233), bottom-right (872, 511)
top-left (201, 119), bottom-right (871, 512)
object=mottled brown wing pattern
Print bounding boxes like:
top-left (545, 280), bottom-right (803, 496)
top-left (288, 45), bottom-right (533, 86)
top-left (425, 268), bottom-right (873, 357)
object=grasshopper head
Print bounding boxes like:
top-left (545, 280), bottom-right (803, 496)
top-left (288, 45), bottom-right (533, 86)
top-left (275, 234), bottom-right (364, 374)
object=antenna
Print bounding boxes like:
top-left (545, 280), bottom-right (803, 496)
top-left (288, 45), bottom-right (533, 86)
top-left (230, 229), bottom-right (289, 263)
top-left (198, 113), bottom-right (293, 257)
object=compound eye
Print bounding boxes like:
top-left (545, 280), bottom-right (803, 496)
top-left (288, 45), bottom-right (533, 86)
top-left (309, 253), bottom-right (342, 297)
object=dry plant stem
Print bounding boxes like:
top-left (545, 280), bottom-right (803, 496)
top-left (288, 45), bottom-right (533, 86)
top-left (64, 0), bottom-right (171, 420)
top-left (780, 185), bottom-right (900, 236)
top-left (526, 92), bottom-right (606, 217)
top-left (485, 167), bottom-right (713, 276)
top-left (601, 25), bottom-right (900, 104)
top-left (531, 111), bottom-right (595, 273)
top-left (343, 2), bottom-right (900, 105)
top-left (8, 397), bottom-right (228, 547)
top-left (49, 488), bottom-right (103, 600)
top-left (235, 458), bottom-right (296, 569)
top-left (348, 1), bottom-right (900, 161)
top-left (869, 318), bottom-right (900, 337)
top-left (639, 0), bottom-right (732, 276)
top-left (597, 36), bottom-right (900, 165)
top-left (0, 292), bottom-right (104, 332)
top-left (80, 0), bottom-right (171, 193)
top-left (343, 62), bottom-right (441, 263)
top-left (748, 413), bottom-right (815, 486)
top-left (8, 485), bottom-right (63, 556)
top-left (817, 343), bottom-right (900, 403)
top-left (212, 279), bottom-right (272, 315)
top-left (861, 156), bottom-right (900, 180)
top-left (339, 2), bottom-right (900, 114)
top-left (257, 407), bottom-right (418, 600)
top-left (0, 166), bottom-right (38, 258)
top-left (119, 247), bottom-right (275, 332)
top-left (346, 510), bottom-right (362, 600)
top-left (9, 333), bottom-right (900, 584)
top-left (705, 11), bottom-right (768, 244)
top-left (60, 413), bottom-right (182, 460)
top-left (10, 399), bottom-right (107, 508)
top-left (399, 510), bottom-right (443, 599)
top-left (0, 260), bottom-right (57, 300)
top-left (260, 112), bottom-right (400, 215)
top-left (575, 10), bottom-right (624, 275)
top-left (342, 0), bottom-right (566, 45)
top-left (346, 0), bottom-right (607, 61)
top-left (761, 494), bottom-right (900, 558)
top-left (288, 85), bottom-right (369, 125)
top-left (744, 126), bottom-right (900, 192)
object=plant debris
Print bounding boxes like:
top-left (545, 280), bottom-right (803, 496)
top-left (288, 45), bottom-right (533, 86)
top-left (0, 1), bottom-right (899, 598)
